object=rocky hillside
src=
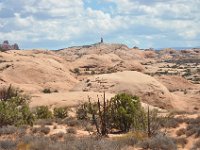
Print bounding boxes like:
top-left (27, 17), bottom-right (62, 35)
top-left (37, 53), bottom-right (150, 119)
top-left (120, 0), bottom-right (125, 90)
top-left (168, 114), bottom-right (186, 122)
top-left (0, 43), bottom-right (199, 111)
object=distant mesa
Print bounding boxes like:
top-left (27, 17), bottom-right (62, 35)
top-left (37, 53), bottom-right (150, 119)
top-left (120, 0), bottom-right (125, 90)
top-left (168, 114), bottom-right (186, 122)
top-left (0, 40), bottom-right (20, 51)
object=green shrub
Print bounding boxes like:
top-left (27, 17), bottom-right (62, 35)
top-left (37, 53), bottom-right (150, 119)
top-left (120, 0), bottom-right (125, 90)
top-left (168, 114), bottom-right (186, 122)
top-left (0, 86), bottom-right (34, 127)
top-left (42, 88), bottom-right (51, 93)
top-left (109, 93), bottom-right (146, 132)
top-left (78, 93), bottom-right (147, 134)
top-left (34, 106), bottom-right (52, 119)
top-left (76, 104), bottom-right (88, 120)
top-left (53, 107), bottom-right (68, 119)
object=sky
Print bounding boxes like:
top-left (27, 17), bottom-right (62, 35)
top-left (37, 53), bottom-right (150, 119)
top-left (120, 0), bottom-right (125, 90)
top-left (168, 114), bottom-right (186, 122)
top-left (0, 0), bottom-right (200, 50)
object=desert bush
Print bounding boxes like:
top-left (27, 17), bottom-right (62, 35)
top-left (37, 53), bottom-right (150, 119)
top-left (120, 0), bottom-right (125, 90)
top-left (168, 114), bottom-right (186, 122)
top-left (74, 68), bottom-right (80, 74)
top-left (0, 140), bottom-right (17, 150)
top-left (0, 126), bottom-right (17, 135)
top-left (64, 117), bottom-right (80, 127)
top-left (78, 93), bottom-right (147, 135)
top-left (191, 139), bottom-right (200, 150)
top-left (157, 115), bottom-right (183, 129)
top-left (176, 128), bottom-right (186, 136)
top-left (174, 137), bottom-right (188, 148)
top-left (34, 106), bottom-right (52, 119)
top-left (53, 107), bottom-right (68, 119)
top-left (31, 126), bottom-right (50, 135)
top-left (109, 93), bottom-right (147, 132)
top-left (31, 127), bottom-right (40, 134)
top-left (39, 126), bottom-right (50, 135)
top-left (185, 117), bottom-right (200, 138)
top-left (50, 132), bottom-right (65, 141)
top-left (42, 88), bottom-right (51, 93)
top-left (76, 104), bottom-right (88, 120)
top-left (0, 85), bottom-right (20, 101)
top-left (35, 118), bottom-right (54, 125)
top-left (85, 125), bottom-right (94, 132)
top-left (0, 86), bottom-right (34, 127)
top-left (67, 127), bottom-right (77, 134)
top-left (18, 134), bottom-right (135, 150)
top-left (138, 134), bottom-right (177, 150)
top-left (114, 132), bottom-right (139, 147)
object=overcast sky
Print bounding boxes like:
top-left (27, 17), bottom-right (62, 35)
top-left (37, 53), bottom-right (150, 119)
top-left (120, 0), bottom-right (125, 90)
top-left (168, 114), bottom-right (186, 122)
top-left (0, 0), bottom-right (200, 49)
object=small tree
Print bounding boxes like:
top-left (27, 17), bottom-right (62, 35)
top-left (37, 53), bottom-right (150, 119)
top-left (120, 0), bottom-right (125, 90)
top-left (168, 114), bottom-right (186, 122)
top-left (110, 93), bottom-right (146, 132)
top-left (80, 93), bottom-right (147, 135)
top-left (0, 86), bottom-right (34, 127)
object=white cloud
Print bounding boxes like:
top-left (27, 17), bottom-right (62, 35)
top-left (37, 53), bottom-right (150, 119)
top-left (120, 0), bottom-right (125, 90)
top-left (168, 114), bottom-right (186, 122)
top-left (14, 13), bottom-right (34, 27)
top-left (0, 0), bottom-right (200, 49)
top-left (24, 0), bottom-right (84, 17)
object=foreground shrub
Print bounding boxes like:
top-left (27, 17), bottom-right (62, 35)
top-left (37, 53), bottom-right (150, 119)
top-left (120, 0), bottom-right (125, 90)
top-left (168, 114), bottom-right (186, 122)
top-left (138, 134), bottom-right (177, 150)
top-left (53, 107), bottom-right (68, 119)
top-left (185, 117), bottom-right (200, 138)
top-left (0, 86), bottom-right (34, 127)
top-left (35, 118), bottom-right (54, 126)
top-left (0, 140), bottom-right (17, 150)
top-left (67, 127), bottom-right (77, 134)
top-left (34, 106), bottom-right (52, 119)
top-left (191, 139), bottom-right (200, 150)
top-left (175, 137), bottom-right (188, 148)
top-left (64, 117), bottom-right (80, 127)
top-left (109, 93), bottom-right (147, 132)
top-left (22, 135), bottom-right (128, 150)
top-left (31, 126), bottom-right (50, 135)
top-left (81, 93), bottom-right (147, 135)
top-left (176, 128), bottom-right (186, 136)
top-left (39, 126), bottom-right (51, 135)
top-left (0, 126), bottom-right (17, 135)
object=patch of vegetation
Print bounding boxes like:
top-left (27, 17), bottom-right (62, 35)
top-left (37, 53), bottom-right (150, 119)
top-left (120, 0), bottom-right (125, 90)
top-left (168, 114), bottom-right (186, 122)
top-left (42, 88), bottom-right (51, 93)
top-left (191, 139), bottom-right (200, 150)
top-left (78, 93), bottom-right (147, 136)
top-left (138, 134), bottom-right (177, 150)
top-left (0, 126), bottom-right (17, 135)
top-left (174, 137), bottom-right (188, 149)
top-left (34, 106), bottom-right (53, 119)
top-left (176, 128), bottom-right (186, 136)
top-left (67, 127), bottom-right (77, 134)
top-left (73, 68), bottom-right (80, 74)
top-left (0, 140), bottom-right (17, 150)
top-left (0, 85), bottom-right (34, 127)
top-left (39, 126), bottom-right (51, 135)
top-left (53, 107), bottom-right (68, 119)
top-left (185, 117), bottom-right (200, 138)
top-left (64, 117), bottom-right (80, 127)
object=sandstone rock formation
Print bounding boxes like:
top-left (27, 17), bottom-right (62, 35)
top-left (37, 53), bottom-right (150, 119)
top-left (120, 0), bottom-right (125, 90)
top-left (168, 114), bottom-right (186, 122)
top-left (0, 40), bottom-right (19, 51)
